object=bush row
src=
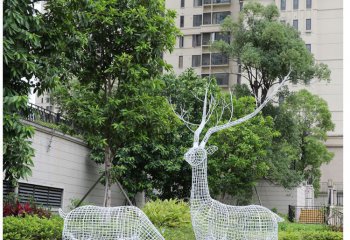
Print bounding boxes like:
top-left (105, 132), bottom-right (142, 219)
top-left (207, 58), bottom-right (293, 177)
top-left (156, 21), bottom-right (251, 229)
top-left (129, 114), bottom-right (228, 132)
top-left (3, 215), bottom-right (63, 240)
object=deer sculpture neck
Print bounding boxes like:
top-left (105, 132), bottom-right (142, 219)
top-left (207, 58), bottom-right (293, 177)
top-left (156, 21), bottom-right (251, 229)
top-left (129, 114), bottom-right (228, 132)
top-left (191, 155), bottom-right (210, 201)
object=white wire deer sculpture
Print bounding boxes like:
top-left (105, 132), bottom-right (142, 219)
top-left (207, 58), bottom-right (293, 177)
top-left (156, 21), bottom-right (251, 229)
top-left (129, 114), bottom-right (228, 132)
top-left (59, 205), bottom-right (164, 240)
top-left (170, 71), bottom-right (292, 240)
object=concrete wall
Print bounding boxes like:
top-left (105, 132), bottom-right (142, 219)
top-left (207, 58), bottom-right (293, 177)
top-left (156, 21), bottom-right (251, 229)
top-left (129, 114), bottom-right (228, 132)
top-left (252, 180), bottom-right (299, 214)
top-left (21, 120), bottom-right (126, 211)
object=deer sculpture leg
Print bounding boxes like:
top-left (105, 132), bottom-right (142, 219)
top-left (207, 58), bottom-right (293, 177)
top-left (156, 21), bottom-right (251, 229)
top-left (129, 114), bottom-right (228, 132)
top-left (59, 205), bottom-right (164, 240)
top-left (171, 71), bottom-right (291, 240)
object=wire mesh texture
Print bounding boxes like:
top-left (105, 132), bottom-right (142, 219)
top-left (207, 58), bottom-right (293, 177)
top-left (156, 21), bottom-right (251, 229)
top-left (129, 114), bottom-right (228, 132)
top-left (60, 205), bottom-right (164, 240)
top-left (185, 146), bottom-right (283, 240)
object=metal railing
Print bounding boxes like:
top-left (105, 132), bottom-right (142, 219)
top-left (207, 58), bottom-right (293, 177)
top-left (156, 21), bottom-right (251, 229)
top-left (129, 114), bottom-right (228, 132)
top-left (288, 205), bottom-right (343, 228)
top-left (24, 103), bottom-right (64, 124)
top-left (21, 103), bottom-right (81, 134)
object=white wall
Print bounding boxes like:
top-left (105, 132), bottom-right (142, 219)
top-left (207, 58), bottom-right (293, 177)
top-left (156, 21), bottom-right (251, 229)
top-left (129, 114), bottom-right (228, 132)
top-left (21, 121), bottom-right (127, 211)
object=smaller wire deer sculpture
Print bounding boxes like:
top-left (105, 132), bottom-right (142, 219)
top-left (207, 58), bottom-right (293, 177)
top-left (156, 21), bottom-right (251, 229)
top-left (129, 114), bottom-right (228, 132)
top-left (170, 70), bottom-right (292, 240)
top-left (59, 206), bottom-right (164, 240)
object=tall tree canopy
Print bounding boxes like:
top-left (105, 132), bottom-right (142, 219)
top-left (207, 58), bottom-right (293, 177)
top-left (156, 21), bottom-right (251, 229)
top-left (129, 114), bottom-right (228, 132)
top-left (51, 0), bottom-right (179, 206)
top-left (3, 0), bottom-right (79, 184)
top-left (268, 90), bottom-right (334, 192)
top-left (213, 2), bottom-right (330, 105)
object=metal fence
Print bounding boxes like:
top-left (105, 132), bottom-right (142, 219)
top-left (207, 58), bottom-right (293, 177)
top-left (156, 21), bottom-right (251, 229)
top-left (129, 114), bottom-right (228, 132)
top-left (21, 103), bottom-right (81, 134)
top-left (288, 205), bottom-right (343, 228)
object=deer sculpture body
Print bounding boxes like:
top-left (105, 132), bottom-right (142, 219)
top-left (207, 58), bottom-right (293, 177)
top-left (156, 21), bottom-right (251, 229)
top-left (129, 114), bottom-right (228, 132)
top-left (59, 205), bottom-right (164, 240)
top-left (172, 72), bottom-right (291, 240)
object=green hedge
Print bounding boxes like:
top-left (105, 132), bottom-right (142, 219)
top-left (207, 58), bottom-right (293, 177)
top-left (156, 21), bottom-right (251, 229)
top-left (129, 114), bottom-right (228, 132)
top-left (3, 215), bottom-right (63, 240)
top-left (142, 199), bottom-right (191, 228)
top-left (279, 231), bottom-right (343, 240)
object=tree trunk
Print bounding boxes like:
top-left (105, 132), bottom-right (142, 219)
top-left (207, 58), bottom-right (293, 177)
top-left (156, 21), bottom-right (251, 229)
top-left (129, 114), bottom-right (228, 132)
top-left (103, 145), bottom-right (112, 207)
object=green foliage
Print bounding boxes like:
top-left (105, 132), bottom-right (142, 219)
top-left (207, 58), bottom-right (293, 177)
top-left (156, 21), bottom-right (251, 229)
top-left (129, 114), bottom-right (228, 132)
top-left (160, 225), bottom-right (196, 240)
top-left (208, 96), bottom-right (279, 204)
top-left (213, 2), bottom-right (330, 103)
top-left (3, 92), bottom-right (35, 184)
top-left (3, 215), bottom-right (63, 240)
top-left (51, 0), bottom-right (179, 204)
top-left (3, 0), bottom-right (82, 184)
top-left (266, 90), bottom-right (334, 191)
top-left (143, 199), bottom-right (191, 228)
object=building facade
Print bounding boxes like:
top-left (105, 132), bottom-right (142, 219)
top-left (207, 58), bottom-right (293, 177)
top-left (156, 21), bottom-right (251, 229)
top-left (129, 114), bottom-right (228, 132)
top-left (164, 0), bottom-right (242, 89)
top-left (164, 0), bottom-right (343, 209)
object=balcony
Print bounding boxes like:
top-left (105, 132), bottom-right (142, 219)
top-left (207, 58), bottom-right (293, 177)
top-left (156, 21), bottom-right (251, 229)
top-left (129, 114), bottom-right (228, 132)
top-left (201, 53), bottom-right (229, 67)
top-left (204, 0), bottom-right (231, 5)
top-left (202, 11), bottom-right (231, 26)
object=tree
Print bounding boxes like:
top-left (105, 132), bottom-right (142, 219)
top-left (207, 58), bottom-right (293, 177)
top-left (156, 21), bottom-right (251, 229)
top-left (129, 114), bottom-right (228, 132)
top-left (270, 90), bottom-right (334, 192)
top-left (51, 0), bottom-right (179, 206)
top-left (3, 0), bottom-right (78, 185)
top-left (213, 2), bottom-right (330, 105)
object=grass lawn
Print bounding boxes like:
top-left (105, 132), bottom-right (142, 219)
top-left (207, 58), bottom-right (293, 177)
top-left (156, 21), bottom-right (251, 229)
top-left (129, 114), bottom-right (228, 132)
top-left (158, 221), bottom-right (341, 240)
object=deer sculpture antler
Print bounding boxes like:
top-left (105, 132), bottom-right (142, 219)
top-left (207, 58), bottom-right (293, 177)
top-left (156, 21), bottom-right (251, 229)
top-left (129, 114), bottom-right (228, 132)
top-left (170, 69), bottom-right (291, 240)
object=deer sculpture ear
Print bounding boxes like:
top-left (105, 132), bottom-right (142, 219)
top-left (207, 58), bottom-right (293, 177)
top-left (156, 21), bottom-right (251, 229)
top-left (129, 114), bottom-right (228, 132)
top-left (206, 145), bottom-right (218, 155)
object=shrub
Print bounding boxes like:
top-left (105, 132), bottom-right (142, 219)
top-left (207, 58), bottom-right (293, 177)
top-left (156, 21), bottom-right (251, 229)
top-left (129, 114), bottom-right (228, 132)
top-left (3, 215), bottom-right (63, 240)
top-left (143, 199), bottom-right (191, 228)
top-left (3, 201), bottom-right (51, 218)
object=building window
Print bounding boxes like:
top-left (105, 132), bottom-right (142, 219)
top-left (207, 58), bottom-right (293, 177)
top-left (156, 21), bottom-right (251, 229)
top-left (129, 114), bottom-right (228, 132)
top-left (306, 19), bottom-right (312, 31)
top-left (306, 44), bottom-right (311, 52)
top-left (204, 0), bottom-right (211, 4)
top-left (192, 55), bottom-right (201, 67)
top-left (179, 56), bottom-right (183, 68)
top-left (192, 34), bottom-right (202, 47)
top-left (181, 0), bottom-right (185, 8)
top-left (46, 97), bottom-right (50, 103)
top-left (281, 0), bottom-right (286, 10)
top-left (293, 0), bottom-right (298, 9)
top-left (306, 0), bottom-right (312, 9)
top-left (214, 73), bottom-right (229, 86)
top-left (194, 0), bottom-right (203, 7)
top-left (214, 32), bottom-right (230, 43)
top-left (280, 20), bottom-right (286, 24)
top-left (180, 16), bottom-right (184, 28)
top-left (293, 19), bottom-right (298, 30)
top-left (19, 182), bottom-right (63, 208)
top-left (202, 54), bottom-right (211, 66)
top-left (202, 33), bottom-right (211, 45)
top-left (213, 0), bottom-right (231, 3)
top-left (179, 36), bottom-right (184, 48)
top-left (212, 11), bottom-right (230, 24)
top-left (193, 14), bottom-right (202, 27)
top-left (201, 74), bottom-right (210, 79)
top-left (211, 53), bottom-right (228, 65)
top-left (41, 98), bottom-right (44, 103)
top-left (203, 13), bottom-right (211, 25)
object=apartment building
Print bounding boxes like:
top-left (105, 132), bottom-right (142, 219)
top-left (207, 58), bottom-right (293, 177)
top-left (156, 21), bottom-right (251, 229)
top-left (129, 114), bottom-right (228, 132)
top-left (164, 0), bottom-right (343, 208)
top-left (164, 0), bottom-right (243, 89)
